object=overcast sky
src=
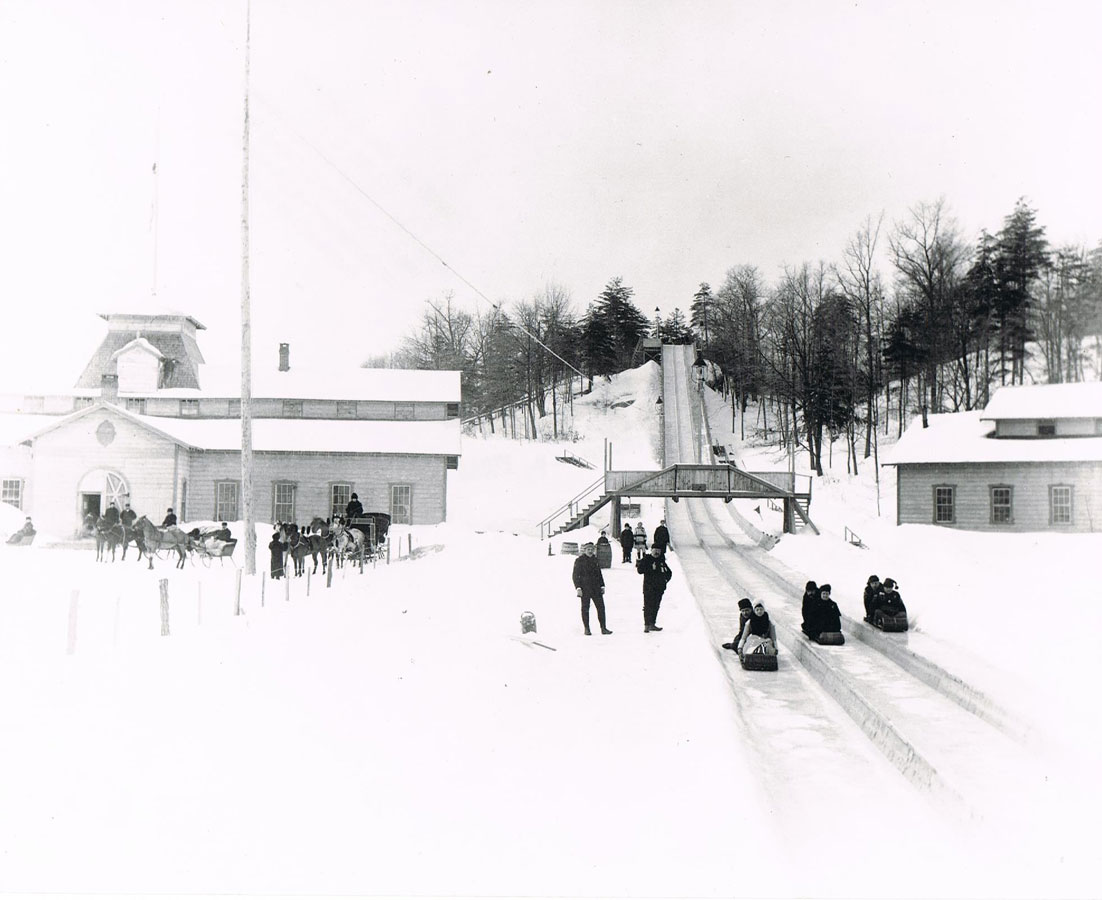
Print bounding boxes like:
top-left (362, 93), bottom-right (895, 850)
top-left (1, 0), bottom-right (1100, 385)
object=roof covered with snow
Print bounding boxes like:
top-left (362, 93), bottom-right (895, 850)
top-left (0, 413), bottom-right (58, 448)
top-left (981, 382), bottom-right (1102, 420)
top-left (150, 363), bottom-right (462, 403)
top-left (883, 411), bottom-right (1102, 465)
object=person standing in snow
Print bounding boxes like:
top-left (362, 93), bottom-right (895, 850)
top-left (652, 519), bottom-right (672, 554)
top-left (637, 544), bottom-right (672, 632)
top-left (619, 524), bottom-right (635, 563)
top-left (269, 531), bottom-right (285, 579)
top-left (572, 542), bottom-right (611, 636)
top-left (633, 521), bottom-right (648, 562)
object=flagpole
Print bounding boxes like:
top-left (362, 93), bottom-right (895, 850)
top-left (240, 0), bottom-right (256, 575)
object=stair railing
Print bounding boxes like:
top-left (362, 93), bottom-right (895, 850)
top-left (538, 474), bottom-right (607, 540)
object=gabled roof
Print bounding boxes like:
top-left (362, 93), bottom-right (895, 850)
top-left (16, 402), bottom-right (193, 449)
top-left (981, 382), bottom-right (1102, 420)
top-left (883, 412), bottom-right (1102, 466)
top-left (111, 337), bottom-right (164, 360)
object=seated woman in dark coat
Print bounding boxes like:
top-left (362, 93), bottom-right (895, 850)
top-left (800, 581), bottom-right (819, 638)
top-left (870, 578), bottom-right (906, 618)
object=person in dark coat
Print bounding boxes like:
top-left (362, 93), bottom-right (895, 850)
top-left (6, 517), bottom-right (35, 543)
top-left (161, 507), bottom-right (177, 527)
top-left (863, 575), bottom-right (883, 622)
top-left (269, 531), bottom-right (285, 579)
top-left (738, 600), bottom-right (778, 655)
top-left (596, 531), bottom-right (610, 547)
top-left (636, 544), bottom-right (673, 632)
top-left (120, 502), bottom-right (137, 529)
top-left (871, 578), bottom-right (906, 618)
top-left (345, 493), bottom-right (364, 520)
top-left (572, 542), bottom-right (611, 635)
top-left (800, 581), bottom-right (820, 638)
top-left (103, 502), bottom-right (120, 527)
top-left (619, 524), bottom-right (635, 563)
top-left (633, 522), bottom-right (648, 562)
top-left (214, 522), bottom-right (232, 542)
top-left (652, 519), bottom-right (672, 554)
top-left (722, 598), bottom-right (753, 650)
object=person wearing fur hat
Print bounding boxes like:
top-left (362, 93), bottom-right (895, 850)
top-left (722, 599), bottom-right (753, 650)
top-left (871, 578), bottom-right (906, 619)
top-left (863, 575), bottom-right (883, 623)
top-left (800, 581), bottom-right (819, 638)
top-left (738, 600), bottom-right (777, 656)
top-left (572, 542), bottom-right (611, 636)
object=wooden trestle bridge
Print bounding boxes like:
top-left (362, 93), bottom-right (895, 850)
top-left (539, 463), bottom-right (815, 540)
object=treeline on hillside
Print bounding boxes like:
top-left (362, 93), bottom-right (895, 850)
top-left (384, 196), bottom-right (1102, 473)
top-left (692, 198), bottom-right (1102, 474)
top-left (387, 278), bottom-right (695, 437)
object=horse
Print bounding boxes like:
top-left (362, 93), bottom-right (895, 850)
top-left (286, 530), bottom-right (311, 577)
top-left (330, 520), bottom-right (365, 566)
top-left (93, 517), bottom-right (118, 562)
top-left (97, 521), bottom-right (146, 563)
top-left (134, 515), bottom-right (189, 570)
top-left (306, 517), bottom-right (333, 573)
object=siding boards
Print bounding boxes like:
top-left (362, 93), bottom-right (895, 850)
top-left (898, 461), bottom-right (1102, 531)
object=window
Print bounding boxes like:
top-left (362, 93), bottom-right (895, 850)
top-left (180, 399), bottom-right (199, 417)
top-left (990, 486), bottom-right (1013, 525)
top-left (74, 397), bottom-right (94, 410)
top-left (390, 484), bottom-right (412, 525)
top-left (228, 399), bottom-right (241, 417)
top-left (215, 481), bottom-right (239, 522)
top-left (126, 397), bottom-right (146, 414)
top-left (1095, 419), bottom-right (1102, 435)
top-left (934, 485), bottom-right (955, 524)
top-left (2, 479), bottom-right (23, 509)
top-left (273, 482), bottom-right (296, 523)
top-left (446, 402), bottom-right (460, 419)
top-left (1037, 420), bottom-right (1056, 436)
top-left (1050, 485), bottom-right (1073, 525)
top-left (446, 456), bottom-right (459, 470)
top-left (337, 401), bottom-right (357, 419)
top-left (283, 400), bottom-right (303, 417)
top-left (394, 402), bottom-right (415, 420)
top-left (330, 483), bottom-right (352, 520)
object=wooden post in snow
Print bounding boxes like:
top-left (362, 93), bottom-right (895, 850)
top-left (234, 568), bottom-right (243, 616)
top-left (159, 579), bottom-right (170, 637)
top-left (66, 590), bottom-right (79, 655)
top-left (284, 572), bottom-right (290, 602)
top-left (326, 561), bottom-right (333, 589)
top-left (239, 0), bottom-right (257, 576)
top-left (306, 565), bottom-right (311, 596)
top-left (260, 572), bottom-right (265, 607)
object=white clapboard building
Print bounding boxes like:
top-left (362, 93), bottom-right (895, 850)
top-left (0, 310), bottom-right (462, 537)
top-left (884, 382), bottom-right (1102, 531)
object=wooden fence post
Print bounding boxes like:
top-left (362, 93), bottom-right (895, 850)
top-left (326, 561), bottom-right (333, 588)
top-left (159, 579), bottom-right (170, 637)
top-left (234, 568), bottom-right (243, 616)
top-left (306, 565), bottom-right (311, 596)
top-left (261, 573), bottom-right (266, 607)
top-left (66, 590), bottom-right (79, 655)
top-left (284, 572), bottom-right (290, 602)
top-left (407, 533), bottom-right (412, 558)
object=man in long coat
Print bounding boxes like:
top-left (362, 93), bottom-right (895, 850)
top-left (636, 545), bottom-right (673, 632)
top-left (572, 542), bottom-right (611, 635)
top-left (619, 524), bottom-right (635, 564)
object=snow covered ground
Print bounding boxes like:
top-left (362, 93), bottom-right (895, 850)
top-left (1, 362), bottom-right (1100, 898)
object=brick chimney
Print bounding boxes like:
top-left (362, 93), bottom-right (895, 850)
top-left (279, 343), bottom-right (290, 372)
top-left (101, 373), bottom-right (119, 403)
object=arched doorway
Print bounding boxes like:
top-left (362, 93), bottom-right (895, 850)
top-left (77, 469), bottom-right (129, 531)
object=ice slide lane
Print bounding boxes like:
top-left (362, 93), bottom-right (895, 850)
top-left (660, 345), bottom-right (1050, 827)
